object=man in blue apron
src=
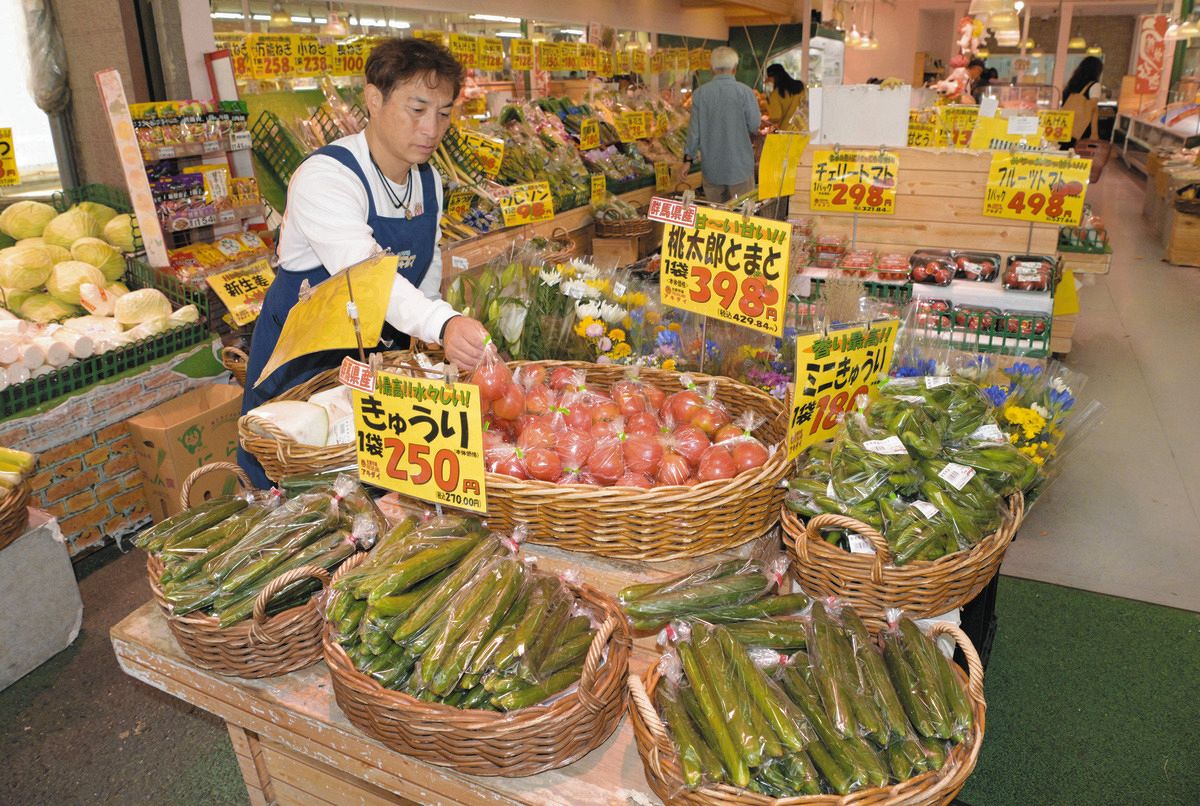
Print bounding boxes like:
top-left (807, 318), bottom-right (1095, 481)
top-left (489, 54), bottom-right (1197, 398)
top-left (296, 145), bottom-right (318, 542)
top-left (239, 38), bottom-right (489, 488)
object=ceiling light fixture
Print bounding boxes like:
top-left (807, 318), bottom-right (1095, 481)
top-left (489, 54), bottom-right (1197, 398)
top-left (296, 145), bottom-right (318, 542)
top-left (1086, 45), bottom-right (1103, 55)
top-left (1068, 33), bottom-right (1087, 49)
top-left (469, 14), bottom-right (522, 23)
top-left (210, 12), bottom-right (244, 20)
top-left (270, 3), bottom-right (290, 27)
top-left (496, 31), bottom-right (522, 38)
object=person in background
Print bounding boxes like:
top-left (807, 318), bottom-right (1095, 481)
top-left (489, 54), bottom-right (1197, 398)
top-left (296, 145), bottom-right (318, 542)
top-left (966, 58), bottom-right (988, 103)
top-left (1062, 56), bottom-right (1106, 146)
top-left (764, 63), bottom-right (806, 129)
top-left (683, 46), bottom-right (760, 204)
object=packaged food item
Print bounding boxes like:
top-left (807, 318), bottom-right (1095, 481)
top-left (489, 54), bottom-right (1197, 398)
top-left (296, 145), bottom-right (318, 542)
top-left (914, 299), bottom-right (952, 329)
top-left (1002, 255), bottom-right (1056, 292)
top-left (811, 235), bottom-right (848, 269)
top-left (908, 250), bottom-right (953, 286)
top-left (836, 249), bottom-right (877, 279)
top-left (875, 253), bottom-right (910, 282)
top-left (951, 251), bottom-right (999, 282)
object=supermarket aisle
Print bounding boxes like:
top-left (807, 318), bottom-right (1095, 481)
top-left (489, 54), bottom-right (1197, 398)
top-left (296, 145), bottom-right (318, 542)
top-left (1001, 163), bottom-right (1200, 612)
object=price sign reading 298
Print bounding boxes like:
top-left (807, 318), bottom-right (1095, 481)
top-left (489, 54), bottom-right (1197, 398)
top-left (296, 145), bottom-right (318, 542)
top-left (352, 371), bottom-right (488, 513)
top-left (809, 149), bottom-right (900, 215)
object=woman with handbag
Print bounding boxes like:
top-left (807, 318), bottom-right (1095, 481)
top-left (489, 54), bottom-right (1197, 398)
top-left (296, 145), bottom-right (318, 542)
top-left (1061, 56), bottom-right (1105, 148)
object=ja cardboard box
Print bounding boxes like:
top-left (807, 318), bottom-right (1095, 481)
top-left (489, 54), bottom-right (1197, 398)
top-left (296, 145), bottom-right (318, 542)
top-left (127, 383), bottom-right (243, 522)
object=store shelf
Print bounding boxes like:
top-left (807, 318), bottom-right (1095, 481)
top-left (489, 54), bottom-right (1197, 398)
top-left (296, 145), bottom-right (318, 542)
top-left (162, 203), bottom-right (264, 233)
top-left (141, 132), bottom-right (254, 163)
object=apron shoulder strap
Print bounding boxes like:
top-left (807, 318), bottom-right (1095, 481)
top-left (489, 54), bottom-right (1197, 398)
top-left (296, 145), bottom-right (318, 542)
top-left (417, 162), bottom-right (438, 213)
top-left (309, 144), bottom-right (377, 220)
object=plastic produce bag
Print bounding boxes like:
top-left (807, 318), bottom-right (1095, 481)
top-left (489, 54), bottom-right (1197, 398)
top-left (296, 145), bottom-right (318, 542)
top-left (620, 557), bottom-right (784, 631)
top-left (831, 413), bottom-right (921, 504)
top-left (880, 610), bottom-right (957, 741)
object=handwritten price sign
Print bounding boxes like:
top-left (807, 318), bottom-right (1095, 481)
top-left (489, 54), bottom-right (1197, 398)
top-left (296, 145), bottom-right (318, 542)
top-left (0, 128), bottom-right (19, 187)
top-left (461, 130), bottom-right (505, 178)
top-left (206, 259), bottom-right (274, 326)
top-left (907, 122), bottom-right (937, 148)
top-left (227, 39), bottom-right (252, 81)
top-left (498, 181), bottom-right (555, 227)
top-left (446, 188), bottom-right (474, 220)
top-left (659, 206), bottom-right (790, 337)
top-left (596, 50), bottom-right (614, 79)
top-left (510, 39), bottom-right (534, 71)
top-left (616, 111), bottom-right (651, 142)
top-left (1038, 110), bottom-right (1074, 143)
top-left (450, 34), bottom-right (478, 68)
top-left (579, 117), bottom-right (600, 150)
top-left (810, 149), bottom-right (899, 215)
top-left (983, 152), bottom-right (1090, 227)
top-left (333, 40), bottom-right (367, 76)
top-left (292, 35), bottom-right (330, 77)
top-left (939, 106), bottom-right (979, 148)
top-left (787, 323), bottom-right (899, 461)
top-left (477, 37), bottom-right (504, 72)
top-left (248, 34), bottom-right (296, 79)
top-left (590, 174), bottom-right (607, 206)
top-left (353, 372), bottom-right (487, 513)
top-left (655, 162), bottom-right (672, 191)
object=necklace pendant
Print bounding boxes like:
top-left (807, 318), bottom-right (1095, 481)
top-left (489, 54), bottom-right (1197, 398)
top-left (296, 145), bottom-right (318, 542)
top-left (405, 208), bottom-right (413, 220)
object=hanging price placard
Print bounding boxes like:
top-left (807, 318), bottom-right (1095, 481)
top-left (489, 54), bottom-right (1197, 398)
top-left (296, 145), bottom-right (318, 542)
top-left (758, 132), bottom-right (809, 201)
top-left (0, 128), bottom-right (19, 187)
top-left (562, 43), bottom-right (582, 72)
top-left (579, 117), bottom-right (600, 150)
top-left (787, 322), bottom-right (899, 461)
top-left (477, 37), bottom-right (505, 72)
top-left (510, 39), bottom-right (534, 71)
top-left (538, 42), bottom-right (561, 71)
top-left (460, 130), bottom-right (505, 178)
top-left (616, 111), bottom-right (651, 142)
top-left (446, 188), bottom-right (474, 220)
top-left (659, 206), bottom-right (790, 337)
top-left (498, 181), bottom-right (555, 227)
top-left (227, 39), bottom-right (252, 81)
top-left (414, 30), bottom-right (447, 47)
top-left (248, 34), bottom-right (296, 79)
top-left (590, 173), bottom-right (607, 205)
top-left (615, 50), bottom-right (631, 74)
top-left (630, 48), bottom-right (649, 74)
top-left (292, 35), bottom-right (330, 77)
top-left (206, 259), bottom-right (274, 326)
top-left (596, 50), bottom-right (614, 79)
top-left (809, 149), bottom-right (899, 215)
top-left (983, 152), bottom-right (1090, 226)
top-left (907, 121), bottom-right (937, 148)
top-left (450, 34), bottom-right (478, 67)
top-left (352, 372), bottom-right (487, 513)
top-left (689, 48), bottom-right (709, 71)
top-left (651, 51), bottom-right (665, 73)
top-left (655, 162), bottom-right (672, 191)
top-left (1038, 109), bottom-right (1075, 143)
top-left (580, 44), bottom-right (597, 71)
top-left (939, 106), bottom-right (978, 147)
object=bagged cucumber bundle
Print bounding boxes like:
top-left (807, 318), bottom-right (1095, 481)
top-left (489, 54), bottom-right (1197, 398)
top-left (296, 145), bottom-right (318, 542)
top-left (652, 600), bottom-right (974, 797)
top-left (328, 516), bottom-right (605, 712)
top-left (142, 475), bottom-right (382, 628)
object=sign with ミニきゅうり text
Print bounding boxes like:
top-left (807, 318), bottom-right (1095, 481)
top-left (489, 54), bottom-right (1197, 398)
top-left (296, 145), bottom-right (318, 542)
top-left (809, 149), bottom-right (899, 215)
top-left (206, 259), bottom-right (275, 326)
top-left (659, 207), bottom-right (790, 337)
top-left (352, 372), bottom-right (487, 513)
top-left (787, 322), bottom-right (900, 461)
top-left (983, 152), bottom-right (1090, 227)
top-left (497, 181), bottom-right (555, 227)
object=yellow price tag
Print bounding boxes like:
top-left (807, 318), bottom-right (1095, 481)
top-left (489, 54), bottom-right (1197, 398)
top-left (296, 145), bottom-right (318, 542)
top-left (939, 106), bottom-right (979, 148)
top-left (659, 207), bottom-right (790, 337)
top-left (460, 130), bottom-right (505, 178)
top-left (787, 323), bottom-right (899, 461)
top-left (758, 132), bottom-right (809, 201)
top-left (579, 117), bottom-right (600, 151)
top-left (596, 50), bottom-right (614, 79)
top-left (983, 151), bottom-right (1090, 227)
top-left (0, 128), bottom-right (19, 187)
top-left (1038, 109), bottom-right (1074, 143)
top-left (631, 49), bottom-right (649, 74)
top-left (446, 188), bottom-right (474, 220)
top-left (450, 34), bottom-right (478, 68)
top-left (352, 372), bottom-right (488, 513)
top-left (616, 111), bottom-right (651, 142)
top-left (651, 52), bottom-right (665, 73)
top-left (206, 259), bottom-right (275, 326)
top-left (248, 34), bottom-right (296, 79)
top-left (477, 37), bottom-right (505, 72)
top-left (227, 39), bottom-right (253, 81)
top-left (510, 39), bottom-right (533, 71)
top-left (581, 44), bottom-right (598, 72)
top-left (538, 42), bottom-right (560, 71)
top-left (907, 122), bottom-right (937, 148)
top-left (809, 149), bottom-right (899, 215)
top-left (292, 35), bottom-right (329, 77)
top-left (333, 40), bottom-right (367, 76)
top-left (655, 163), bottom-right (672, 191)
top-left (590, 174), bottom-right (607, 206)
top-left (563, 43), bottom-right (582, 72)
top-left (498, 181), bottom-right (555, 227)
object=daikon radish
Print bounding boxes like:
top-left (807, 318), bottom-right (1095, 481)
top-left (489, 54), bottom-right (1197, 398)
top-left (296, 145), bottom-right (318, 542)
top-left (0, 365), bottom-right (8, 391)
top-left (15, 342), bottom-right (44, 371)
top-left (0, 320), bottom-right (28, 336)
top-left (0, 341), bottom-right (19, 364)
top-left (32, 365), bottom-right (56, 378)
top-left (7, 363), bottom-right (30, 385)
top-left (32, 336), bottom-right (71, 367)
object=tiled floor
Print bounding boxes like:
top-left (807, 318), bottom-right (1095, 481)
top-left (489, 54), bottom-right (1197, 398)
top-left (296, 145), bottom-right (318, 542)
top-left (1000, 162), bottom-right (1200, 612)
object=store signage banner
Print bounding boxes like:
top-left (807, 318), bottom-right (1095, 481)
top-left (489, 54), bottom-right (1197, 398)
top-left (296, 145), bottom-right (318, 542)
top-left (352, 372), bottom-right (488, 513)
top-left (0, 128), bottom-right (18, 186)
top-left (787, 322), bottom-right (899, 461)
top-left (497, 181), bottom-right (555, 227)
top-left (939, 106), bottom-right (978, 148)
top-left (1135, 15), bottom-right (1169, 94)
top-left (597, 50), bottom-right (614, 79)
top-left (414, 30), bottom-right (447, 47)
top-left (758, 132), bottom-right (809, 200)
top-left (1038, 110), bottom-right (1074, 143)
top-left (631, 49), bottom-right (649, 74)
top-left (579, 117), bottom-right (600, 150)
top-left (226, 39), bottom-right (252, 81)
top-left (809, 149), bottom-right (899, 215)
top-left (248, 34), bottom-right (297, 79)
top-left (659, 206), bottom-right (790, 337)
top-left (460, 130), bottom-right (505, 177)
top-left (510, 39), bottom-right (534, 71)
top-left (968, 115), bottom-right (1041, 151)
top-left (206, 259), bottom-right (274, 326)
top-left (983, 152), bottom-right (1090, 227)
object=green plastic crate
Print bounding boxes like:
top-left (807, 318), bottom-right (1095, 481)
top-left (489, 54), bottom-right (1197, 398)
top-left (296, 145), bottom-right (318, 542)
top-left (922, 310), bottom-right (1051, 358)
top-left (791, 278), bottom-right (913, 305)
top-left (250, 109), bottom-right (308, 186)
top-left (50, 183), bottom-right (144, 253)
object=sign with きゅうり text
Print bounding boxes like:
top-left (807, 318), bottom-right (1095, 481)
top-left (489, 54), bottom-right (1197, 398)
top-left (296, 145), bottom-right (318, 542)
top-left (1038, 110), bottom-right (1074, 143)
top-left (353, 372), bottom-right (487, 513)
top-left (0, 128), bottom-right (19, 186)
top-left (983, 152), bottom-right (1090, 227)
top-left (460, 129), bottom-right (504, 178)
top-left (497, 181), bottom-right (555, 227)
top-left (787, 322), bottom-right (899, 461)
top-left (206, 259), bottom-right (274, 326)
top-left (809, 149), bottom-right (899, 215)
top-left (579, 117), bottom-right (600, 151)
top-left (659, 206), bottom-right (789, 337)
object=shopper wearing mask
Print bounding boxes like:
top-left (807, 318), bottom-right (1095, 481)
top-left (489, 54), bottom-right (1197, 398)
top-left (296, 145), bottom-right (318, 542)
top-left (239, 38), bottom-right (490, 488)
top-left (764, 63), bottom-right (806, 130)
top-left (682, 46), bottom-right (760, 203)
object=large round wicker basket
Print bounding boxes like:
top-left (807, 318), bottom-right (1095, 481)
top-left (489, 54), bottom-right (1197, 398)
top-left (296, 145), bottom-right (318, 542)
top-left (782, 493), bottom-right (1024, 630)
top-left (323, 557), bottom-right (632, 777)
top-left (595, 217), bottom-right (653, 238)
top-left (0, 482), bottom-right (31, 553)
top-left (486, 361), bottom-right (790, 561)
top-left (628, 621), bottom-right (987, 806)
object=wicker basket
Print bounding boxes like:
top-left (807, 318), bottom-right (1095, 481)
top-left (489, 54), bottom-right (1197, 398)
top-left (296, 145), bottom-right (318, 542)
top-left (0, 482), bottom-right (31, 553)
top-left (595, 216), bottom-right (653, 238)
top-left (323, 557), bottom-right (632, 777)
top-left (180, 461), bottom-right (251, 509)
top-left (487, 361), bottom-right (790, 561)
top-left (628, 621), bottom-right (987, 806)
top-left (222, 346), bottom-right (249, 386)
top-left (782, 493), bottom-right (1024, 629)
top-left (532, 227), bottom-right (579, 265)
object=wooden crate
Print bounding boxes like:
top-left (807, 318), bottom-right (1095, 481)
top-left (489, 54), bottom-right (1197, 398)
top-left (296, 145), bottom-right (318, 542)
top-left (1060, 250), bottom-right (1111, 275)
top-left (1166, 210), bottom-right (1200, 267)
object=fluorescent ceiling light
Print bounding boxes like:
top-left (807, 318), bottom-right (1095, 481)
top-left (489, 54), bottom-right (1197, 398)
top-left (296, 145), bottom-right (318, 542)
top-left (497, 31), bottom-right (523, 38)
top-left (211, 12), bottom-right (244, 20)
top-left (470, 14), bottom-right (521, 23)
top-left (251, 14), bottom-right (271, 21)
top-left (290, 16), bottom-right (311, 23)
top-left (560, 29), bottom-right (586, 36)
top-left (389, 20), bottom-right (409, 29)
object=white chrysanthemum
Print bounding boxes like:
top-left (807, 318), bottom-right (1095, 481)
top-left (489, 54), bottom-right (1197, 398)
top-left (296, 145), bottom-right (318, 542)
top-left (599, 301), bottom-right (626, 324)
top-left (539, 268), bottom-right (562, 286)
top-left (575, 300), bottom-right (602, 320)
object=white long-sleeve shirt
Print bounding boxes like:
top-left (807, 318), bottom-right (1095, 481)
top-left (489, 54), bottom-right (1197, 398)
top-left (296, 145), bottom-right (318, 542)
top-left (275, 131), bottom-right (457, 345)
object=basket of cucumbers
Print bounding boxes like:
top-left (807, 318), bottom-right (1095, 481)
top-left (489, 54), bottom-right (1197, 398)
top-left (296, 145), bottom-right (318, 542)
top-left (628, 602), bottom-right (986, 804)
top-left (137, 468), bottom-right (380, 678)
top-left (0, 446), bottom-right (35, 552)
top-left (322, 514), bottom-right (632, 776)
top-left (594, 196), bottom-right (653, 237)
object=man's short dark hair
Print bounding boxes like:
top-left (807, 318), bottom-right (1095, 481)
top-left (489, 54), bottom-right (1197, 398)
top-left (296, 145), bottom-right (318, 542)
top-left (967, 58), bottom-right (987, 71)
top-left (365, 38), bottom-right (465, 100)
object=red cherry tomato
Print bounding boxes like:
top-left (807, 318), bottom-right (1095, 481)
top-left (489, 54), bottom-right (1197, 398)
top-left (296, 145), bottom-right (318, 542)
top-left (524, 384), bottom-right (557, 416)
top-left (697, 445), bottom-right (737, 481)
top-left (524, 447), bottom-right (562, 482)
top-left (472, 360), bottom-right (511, 402)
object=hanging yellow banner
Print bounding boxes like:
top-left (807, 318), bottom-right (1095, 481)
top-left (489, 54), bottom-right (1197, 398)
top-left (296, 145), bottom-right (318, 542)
top-left (498, 181), bottom-right (555, 227)
top-left (809, 149), bottom-right (900, 215)
top-left (538, 42), bottom-right (561, 71)
top-left (225, 38), bottom-right (253, 81)
top-left (615, 111), bottom-right (652, 142)
top-left (689, 48), bottom-right (709, 72)
top-left (510, 39), bottom-right (534, 71)
top-left (630, 49), bottom-right (649, 74)
top-left (983, 151), bottom-right (1090, 227)
top-left (758, 132), bottom-right (809, 200)
top-left (655, 162), bottom-right (672, 191)
top-left (1038, 109), bottom-right (1075, 143)
top-left (562, 43), bottom-right (582, 71)
top-left (579, 117), bottom-right (600, 150)
top-left (0, 128), bottom-right (19, 187)
top-left (651, 51), bottom-right (665, 73)
top-left (247, 34), bottom-right (297, 79)
top-left (581, 44), bottom-right (598, 72)
top-left (615, 50), bottom-right (631, 74)
top-left (939, 105), bottom-right (979, 148)
top-left (333, 39), bottom-right (368, 76)
top-left (450, 34), bottom-right (478, 67)
top-left (477, 37), bottom-right (505, 72)
top-left (659, 207), bottom-right (791, 337)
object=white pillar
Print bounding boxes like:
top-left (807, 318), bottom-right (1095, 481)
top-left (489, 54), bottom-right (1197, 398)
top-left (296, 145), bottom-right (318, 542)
top-left (1052, 2), bottom-right (1075, 93)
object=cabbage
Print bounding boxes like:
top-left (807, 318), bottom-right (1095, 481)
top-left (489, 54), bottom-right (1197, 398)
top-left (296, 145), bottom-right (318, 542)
top-left (19, 293), bottom-right (80, 323)
top-left (47, 261), bottom-right (106, 305)
top-left (246, 401), bottom-right (329, 446)
top-left (42, 208), bottom-right (100, 249)
top-left (1, 287), bottom-right (35, 312)
top-left (0, 201), bottom-right (58, 240)
top-left (102, 214), bottom-right (136, 253)
top-left (108, 281), bottom-right (130, 297)
top-left (114, 287), bottom-right (171, 326)
top-left (70, 237), bottom-right (125, 281)
top-left (74, 202), bottom-right (119, 227)
top-left (45, 244), bottom-right (71, 263)
top-left (0, 245), bottom-right (53, 290)
top-left (0, 232), bottom-right (13, 249)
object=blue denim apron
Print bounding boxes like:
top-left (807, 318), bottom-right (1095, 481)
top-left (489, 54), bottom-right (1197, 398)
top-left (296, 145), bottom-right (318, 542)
top-left (238, 145), bottom-right (439, 488)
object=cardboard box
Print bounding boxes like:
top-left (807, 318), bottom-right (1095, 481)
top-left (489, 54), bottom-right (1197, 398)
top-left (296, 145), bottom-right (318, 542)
top-left (127, 383), bottom-right (243, 521)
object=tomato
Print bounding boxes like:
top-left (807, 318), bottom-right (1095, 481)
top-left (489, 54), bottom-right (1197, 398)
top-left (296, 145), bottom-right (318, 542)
top-left (556, 428), bottom-right (593, 470)
top-left (665, 390), bottom-right (704, 424)
top-left (520, 365), bottom-right (547, 387)
top-left (656, 451), bottom-right (692, 486)
top-left (690, 405), bottom-right (731, 437)
top-left (492, 384), bottom-right (526, 421)
top-left (643, 383), bottom-right (666, 411)
top-left (713, 424), bottom-right (743, 444)
top-left (550, 366), bottom-right (578, 391)
top-left (472, 360), bottom-right (512, 402)
top-left (491, 449), bottom-right (527, 479)
top-left (697, 445), bottom-right (737, 481)
top-left (525, 384), bottom-right (557, 416)
top-left (911, 264), bottom-right (929, 282)
top-left (590, 400), bottom-right (622, 424)
top-left (482, 430), bottom-right (508, 454)
top-left (611, 380), bottom-right (649, 416)
top-left (671, 425), bottom-right (710, 465)
top-left (615, 471), bottom-right (654, 489)
top-left (590, 420), bottom-right (621, 439)
top-left (623, 433), bottom-right (664, 475)
top-left (586, 441), bottom-right (624, 484)
top-left (625, 411), bottom-right (661, 437)
top-left (524, 447), bottom-right (562, 482)
top-left (561, 403), bottom-right (593, 431)
top-left (517, 420), bottom-right (557, 452)
top-left (730, 439), bottom-right (769, 473)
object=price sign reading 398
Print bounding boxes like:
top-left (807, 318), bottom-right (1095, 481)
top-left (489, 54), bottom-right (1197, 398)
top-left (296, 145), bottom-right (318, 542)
top-left (809, 149), bottom-right (899, 215)
top-left (352, 372), bottom-right (487, 513)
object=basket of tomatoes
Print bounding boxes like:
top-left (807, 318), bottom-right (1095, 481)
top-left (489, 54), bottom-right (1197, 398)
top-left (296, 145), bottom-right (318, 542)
top-left (472, 358), bottom-right (790, 561)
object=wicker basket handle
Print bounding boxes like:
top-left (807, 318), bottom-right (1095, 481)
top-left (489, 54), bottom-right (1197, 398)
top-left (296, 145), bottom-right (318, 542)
top-left (241, 413), bottom-right (300, 465)
top-left (804, 513), bottom-right (893, 583)
top-left (927, 621), bottom-right (985, 707)
top-left (250, 564), bottom-right (333, 644)
top-left (550, 226), bottom-right (570, 241)
top-left (179, 462), bottom-right (251, 511)
top-left (628, 673), bottom-right (677, 780)
top-left (576, 615), bottom-right (617, 714)
top-left (221, 345), bottom-right (248, 366)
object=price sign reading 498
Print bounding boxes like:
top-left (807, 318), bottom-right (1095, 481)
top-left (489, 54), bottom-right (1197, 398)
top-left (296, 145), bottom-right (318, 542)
top-left (809, 149), bottom-right (899, 215)
top-left (983, 152), bottom-right (1090, 227)
top-left (659, 206), bottom-right (790, 337)
top-left (352, 372), bottom-right (487, 513)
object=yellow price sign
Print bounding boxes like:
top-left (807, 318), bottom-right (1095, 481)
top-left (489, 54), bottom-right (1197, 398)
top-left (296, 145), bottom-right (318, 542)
top-left (655, 162), bottom-right (672, 191)
top-left (809, 149), bottom-right (899, 215)
top-left (907, 122), bottom-right (937, 148)
top-left (651, 52), bottom-right (665, 73)
top-left (983, 151), bottom-right (1090, 227)
top-left (510, 39), bottom-right (534, 71)
top-left (616, 111), bottom-right (651, 142)
top-left (580, 44), bottom-right (597, 72)
top-left (579, 117), bottom-right (600, 151)
top-left (414, 30), bottom-right (447, 47)
top-left (659, 207), bottom-right (790, 337)
top-left (1039, 109), bottom-right (1074, 143)
top-left (450, 34), bottom-right (478, 68)
top-left (562, 43), bottom-right (582, 72)
top-left (227, 39), bottom-right (253, 81)
top-left (590, 173), bottom-right (607, 205)
top-left (292, 35), bottom-right (330, 77)
top-left (498, 181), bottom-right (555, 227)
top-left (0, 128), bottom-right (19, 187)
top-left (334, 39), bottom-right (368, 76)
top-left (939, 106), bottom-right (978, 148)
top-left (446, 188), bottom-right (474, 220)
top-left (758, 132), bottom-right (809, 201)
top-left (461, 130), bottom-right (505, 178)
top-left (352, 372), bottom-right (488, 513)
top-left (477, 37), bottom-right (505, 72)
top-left (786, 323), bottom-right (899, 461)
top-left (689, 48), bottom-right (708, 72)
top-left (596, 50), bottom-right (614, 79)
top-left (248, 34), bottom-right (296, 79)
top-left (630, 49), bottom-right (649, 74)
top-left (206, 259), bottom-right (275, 326)
top-left (538, 42), bottom-right (561, 71)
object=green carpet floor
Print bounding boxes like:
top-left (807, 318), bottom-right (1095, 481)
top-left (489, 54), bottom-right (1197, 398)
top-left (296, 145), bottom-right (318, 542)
top-left (959, 576), bottom-right (1200, 806)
